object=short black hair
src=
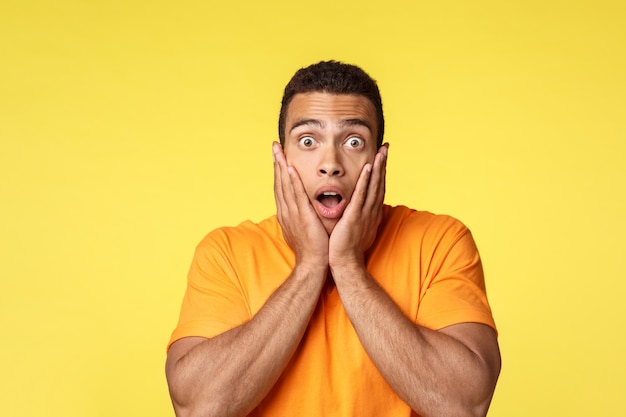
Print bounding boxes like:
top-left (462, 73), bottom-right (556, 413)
top-left (278, 61), bottom-right (384, 147)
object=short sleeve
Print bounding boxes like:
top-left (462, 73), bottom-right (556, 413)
top-left (168, 230), bottom-right (252, 350)
top-left (416, 220), bottom-right (496, 333)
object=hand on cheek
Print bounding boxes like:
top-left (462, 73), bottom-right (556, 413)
top-left (273, 142), bottom-right (329, 267)
top-left (329, 144), bottom-right (388, 269)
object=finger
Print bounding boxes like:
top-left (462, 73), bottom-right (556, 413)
top-left (273, 142), bottom-right (282, 197)
top-left (286, 166), bottom-right (309, 208)
top-left (274, 143), bottom-right (296, 203)
top-left (272, 141), bottom-right (287, 165)
top-left (364, 144), bottom-right (388, 212)
top-left (273, 142), bottom-right (285, 205)
top-left (288, 166), bottom-right (323, 224)
top-left (275, 144), bottom-right (311, 221)
top-left (273, 142), bottom-right (294, 217)
top-left (346, 162), bottom-right (373, 216)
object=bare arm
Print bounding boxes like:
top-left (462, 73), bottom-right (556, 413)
top-left (165, 143), bottom-right (330, 417)
top-left (166, 261), bottom-right (326, 417)
top-left (332, 268), bottom-right (500, 417)
top-left (329, 145), bottom-right (501, 417)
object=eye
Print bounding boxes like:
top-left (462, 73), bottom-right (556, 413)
top-left (345, 137), bottom-right (364, 148)
top-left (299, 136), bottom-right (317, 148)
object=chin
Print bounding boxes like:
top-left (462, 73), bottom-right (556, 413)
top-left (321, 219), bottom-right (338, 236)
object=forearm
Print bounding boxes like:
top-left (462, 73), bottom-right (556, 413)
top-left (332, 266), bottom-right (499, 417)
top-left (166, 264), bottom-right (327, 417)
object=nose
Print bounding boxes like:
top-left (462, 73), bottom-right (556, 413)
top-left (318, 146), bottom-right (344, 177)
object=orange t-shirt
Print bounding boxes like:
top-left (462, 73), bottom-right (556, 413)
top-left (169, 205), bottom-right (496, 416)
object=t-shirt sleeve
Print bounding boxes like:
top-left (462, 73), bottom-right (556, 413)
top-left (416, 218), bottom-right (496, 333)
top-left (168, 230), bottom-right (251, 351)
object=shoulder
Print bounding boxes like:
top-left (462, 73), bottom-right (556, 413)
top-left (374, 205), bottom-right (478, 265)
top-left (195, 215), bottom-right (284, 255)
top-left (380, 204), bottom-right (471, 244)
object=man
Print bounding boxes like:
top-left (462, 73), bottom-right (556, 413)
top-left (166, 61), bottom-right (501, 417)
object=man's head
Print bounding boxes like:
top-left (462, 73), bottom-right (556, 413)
top-left (278, 61), bottom-right (384, 147)
top-left (277, 61), bottom-right (387, 235)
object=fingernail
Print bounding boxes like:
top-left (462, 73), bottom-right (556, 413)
top-left (272, 142), bottom-right (280, 161)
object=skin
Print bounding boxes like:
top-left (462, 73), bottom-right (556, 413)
top-left (165, 92), bottom-right (501, 417)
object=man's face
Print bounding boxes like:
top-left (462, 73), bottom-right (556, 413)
top-left (283, 92), bottom-right (379, 234)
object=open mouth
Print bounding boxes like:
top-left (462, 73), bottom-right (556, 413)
top-left (316, 191), bottom-right (343, 208)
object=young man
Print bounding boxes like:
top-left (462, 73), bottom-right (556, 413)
top-left (166, 61), bottom-right (501, 417)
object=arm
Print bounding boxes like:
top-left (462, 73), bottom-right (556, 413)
top-left (329, 145), bottom-right (501, 417)
top-left (166, 262), bottom-right (326, 417)
top-left (332, 269), bottom-right (500, 417)
top-left (165, 143), bottom-right (329, 417)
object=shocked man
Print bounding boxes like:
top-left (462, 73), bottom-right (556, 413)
top-left (166, 61), bottom-right (501, 417)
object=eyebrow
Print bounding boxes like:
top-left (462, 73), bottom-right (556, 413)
top-left (289, 118), bottom-right (323, 133)
top-left (289, 118), bottom-right (372, 133)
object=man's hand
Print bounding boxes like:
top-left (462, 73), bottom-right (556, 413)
top-left (273, 142), bottom-right (329, 268)
top-left (329, 144), bottom-right (388, 271)
top-left (166, 142), bottom-right (333, 417)
top-left (324, 143), bottom-right (500, 417)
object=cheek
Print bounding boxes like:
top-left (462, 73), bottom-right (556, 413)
top-left (346, 161), bottom-right (367, 186)
top-left (351, 154), bottom-right (374, 172)
top-left (285, 155), bottom-right (309, 174)
top-left (347, 146), bottom-right (377, 165)
top-left (286, 158), bottom-right (315, 189)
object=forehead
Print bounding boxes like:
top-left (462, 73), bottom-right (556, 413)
top-left (285, 92), bottom-right (377, 133)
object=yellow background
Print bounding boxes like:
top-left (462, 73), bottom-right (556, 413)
top-left (1, 1), bottom-right (624, 415)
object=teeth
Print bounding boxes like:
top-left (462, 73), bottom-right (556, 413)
top-left (323, 192), bottom-right (338, 196)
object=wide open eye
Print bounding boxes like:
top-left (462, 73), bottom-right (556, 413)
top-left (299, 136), bottom-right (317, 148)
top-left (345, 137), bottom-right (364, 149)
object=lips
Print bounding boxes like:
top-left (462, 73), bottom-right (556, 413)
top-left (314, 186), bottom-right (348, 219)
